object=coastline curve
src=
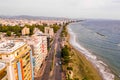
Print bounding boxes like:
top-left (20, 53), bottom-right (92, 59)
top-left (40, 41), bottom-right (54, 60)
top-left (67, 26), bottom-right (115, 80)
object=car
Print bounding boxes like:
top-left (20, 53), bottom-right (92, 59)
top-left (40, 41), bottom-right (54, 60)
top-left (56, 63), bottom-right (58, 66)
top-left (59, 61), bottom-right (62, 65)
top-left (119, 75), bottom-right (120, 78)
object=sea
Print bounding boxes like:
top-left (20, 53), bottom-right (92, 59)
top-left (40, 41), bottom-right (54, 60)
top-left (68, 19), bottom-right (120, 80)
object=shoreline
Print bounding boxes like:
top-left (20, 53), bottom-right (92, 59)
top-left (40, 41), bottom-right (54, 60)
top-left (67, 24), bottom-right (115, 80)
top-left (65, 27), bottom-right (102, 80)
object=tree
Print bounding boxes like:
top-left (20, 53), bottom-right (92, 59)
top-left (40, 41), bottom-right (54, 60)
top-left (51, 24), bottom-right (60, 33)
top-left (61, 45), bottom-right (71, 65)
top-left (64, 58), bottom-right (70, 64)
top-left (36, 25), bottom-right (44, 32)
top-left (82, 77), bottom-right (88, 80)
top-left (67, 67), bottom-right (73, 70)
top-left (61, 45), bottom-right (70, 58)
top-left (16, 33), bottom-right (21, 37)
top-left (6, 31), bottom-right (11, 36)
top-left (74, 78), bottom-right (79, 80)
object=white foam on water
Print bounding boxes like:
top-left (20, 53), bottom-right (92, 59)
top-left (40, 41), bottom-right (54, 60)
top-left (117, 43), bottom-right (120, 47)
top-left (68, 27), bottom-right (115, 80)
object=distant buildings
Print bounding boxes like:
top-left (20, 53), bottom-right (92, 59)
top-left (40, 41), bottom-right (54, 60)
top-left (21, 27), bottom-right (30, 35)
top-left (44, 27), bottom-right (54, 38)
top-left (0, 41), bottom-right (34, 80)
top-left (0, 18), bottom-right (66, 27)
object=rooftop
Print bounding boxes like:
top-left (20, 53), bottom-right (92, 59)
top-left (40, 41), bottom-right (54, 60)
top-left (27, 35), bottom-right (42, 47)
top-left (0, 41), bottom-right (25, 54)
top-left (0, 62), bottom-right (5, 71)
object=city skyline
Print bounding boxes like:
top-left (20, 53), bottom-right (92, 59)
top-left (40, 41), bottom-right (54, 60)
top-left (0, 0), bottom-right (120, 19)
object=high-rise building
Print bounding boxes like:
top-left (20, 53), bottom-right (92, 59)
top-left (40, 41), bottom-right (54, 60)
top-left (26, 31), bottom-right (48, 77)
top-left (0, 41), bottom-right (34, 80)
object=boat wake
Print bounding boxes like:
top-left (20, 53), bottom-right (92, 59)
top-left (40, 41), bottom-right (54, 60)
top-left (68, 27), bottom-right (115, 80)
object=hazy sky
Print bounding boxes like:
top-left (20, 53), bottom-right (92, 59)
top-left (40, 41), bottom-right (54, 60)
top-left (0, 0), bottom-right (120, 19)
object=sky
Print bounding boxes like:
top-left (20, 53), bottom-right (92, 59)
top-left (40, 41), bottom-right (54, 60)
top-left (0, 0), bottom-right (120, 19)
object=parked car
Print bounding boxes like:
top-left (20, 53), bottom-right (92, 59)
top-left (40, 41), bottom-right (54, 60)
top-left (59, 61), bottom-right (62, 65)
top-left (56, 63), bottom-right (58, 66)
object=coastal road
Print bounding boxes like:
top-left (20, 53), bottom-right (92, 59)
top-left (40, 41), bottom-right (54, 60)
top-left (54, 40), bottom-right (62, 80)
top-left (39, 26), bottom-right (63, 80)
top-left (54, 28), bottom-right (63, 80)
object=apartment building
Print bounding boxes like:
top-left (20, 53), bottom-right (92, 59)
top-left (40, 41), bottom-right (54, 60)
top-left (44, 27), bottom-right (54, 38)
top-left (0, 62), bottom-right (8, 80)
top-left (26, 31), bottom-right (48, 77)
top-left (0, 41), bottom-right (34, 80)
top-left (21, 27), bottom-right (30, 35)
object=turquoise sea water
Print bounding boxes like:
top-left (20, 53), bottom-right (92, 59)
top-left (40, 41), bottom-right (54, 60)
top-left (68, 19), bottom-right (120, 80)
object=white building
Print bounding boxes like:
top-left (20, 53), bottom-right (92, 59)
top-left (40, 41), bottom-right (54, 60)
top-left (26, 31), bottom-right (48, 77)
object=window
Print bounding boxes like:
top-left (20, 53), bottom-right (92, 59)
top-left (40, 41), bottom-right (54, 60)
top-left (24, 46), bottom-right (27, 49)
top-left (17, 52), bottom-right (19, 55)
top-left (6, 55), bottom-right (8, 57)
